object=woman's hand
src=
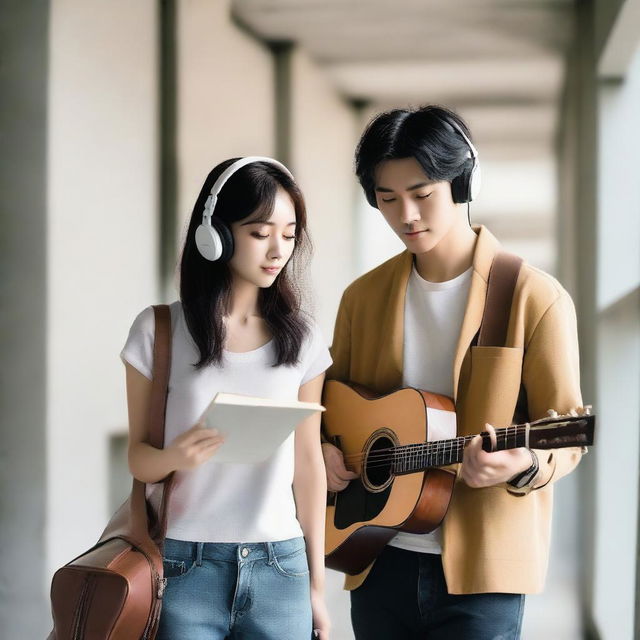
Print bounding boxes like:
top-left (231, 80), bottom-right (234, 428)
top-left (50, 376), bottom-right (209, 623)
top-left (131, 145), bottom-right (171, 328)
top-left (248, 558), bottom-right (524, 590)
top-left (321, 442), bottom-right (359, 492)
top-left (165, 421), bottom-right (225, 471)
top-left (461, 423), bottom-right (532, 488)
top-left (311, 588), bottom-right (331, 640)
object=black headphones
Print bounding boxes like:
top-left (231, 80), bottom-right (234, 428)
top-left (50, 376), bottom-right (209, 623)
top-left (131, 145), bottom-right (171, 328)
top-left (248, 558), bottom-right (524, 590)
top-left (432, 112), bottom-right (482, 204)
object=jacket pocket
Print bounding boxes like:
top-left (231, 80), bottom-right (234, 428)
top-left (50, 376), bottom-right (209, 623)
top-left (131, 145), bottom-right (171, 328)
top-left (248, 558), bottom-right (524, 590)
top-left (460, 346), bottom-right (524, 434)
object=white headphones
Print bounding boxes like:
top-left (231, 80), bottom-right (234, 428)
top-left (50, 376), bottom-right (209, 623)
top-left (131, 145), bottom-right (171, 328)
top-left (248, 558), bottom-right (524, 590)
top-left (195, 156), bottom-right (295, 261)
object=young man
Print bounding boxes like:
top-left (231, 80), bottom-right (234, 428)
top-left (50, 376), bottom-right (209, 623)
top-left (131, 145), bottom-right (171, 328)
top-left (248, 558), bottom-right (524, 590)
top-left (322, 105), bottom-right (585, 639)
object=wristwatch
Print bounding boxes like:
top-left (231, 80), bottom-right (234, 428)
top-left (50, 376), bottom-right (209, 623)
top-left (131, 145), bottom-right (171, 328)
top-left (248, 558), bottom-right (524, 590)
top-left (506, 449), bottom-right (539, 489)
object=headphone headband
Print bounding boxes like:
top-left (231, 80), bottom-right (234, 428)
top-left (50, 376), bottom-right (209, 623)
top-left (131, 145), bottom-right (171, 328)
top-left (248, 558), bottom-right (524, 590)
top-left (446, 120), bottom-right (478, 162)
top-left (202, 156), bottom-right (295, 224)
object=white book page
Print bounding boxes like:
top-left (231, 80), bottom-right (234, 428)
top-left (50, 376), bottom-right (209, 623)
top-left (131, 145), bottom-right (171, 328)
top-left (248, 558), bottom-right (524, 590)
top-left (200, 393), bottom-right (325, 464)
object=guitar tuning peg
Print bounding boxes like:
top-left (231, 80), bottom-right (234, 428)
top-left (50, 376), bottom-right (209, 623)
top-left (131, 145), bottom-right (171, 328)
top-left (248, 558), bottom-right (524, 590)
top-left (547, 409), bottom-right (559, 418)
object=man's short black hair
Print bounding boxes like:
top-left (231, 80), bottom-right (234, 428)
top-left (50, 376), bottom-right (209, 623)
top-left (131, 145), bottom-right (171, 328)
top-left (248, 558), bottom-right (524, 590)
top-left (355, 105), bottom-right (475, 208)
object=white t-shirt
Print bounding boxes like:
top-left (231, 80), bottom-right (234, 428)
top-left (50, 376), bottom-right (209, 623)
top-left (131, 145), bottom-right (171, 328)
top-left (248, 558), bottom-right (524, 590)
top-left (120, 301), bottom-right (332, 543)
top-left (388, 264), bottom-right (472, 555)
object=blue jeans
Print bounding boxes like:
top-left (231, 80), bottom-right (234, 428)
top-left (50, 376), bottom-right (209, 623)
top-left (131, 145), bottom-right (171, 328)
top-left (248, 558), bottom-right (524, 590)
top-left (157, 537), bottom-right (312, 640)
top-left (351, 546), bottom-right (525, 640)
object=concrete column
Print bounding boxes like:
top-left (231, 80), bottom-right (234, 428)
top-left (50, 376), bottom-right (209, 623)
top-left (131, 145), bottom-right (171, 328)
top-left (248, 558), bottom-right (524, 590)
top-left (0, 1), bottom-right (50, 637)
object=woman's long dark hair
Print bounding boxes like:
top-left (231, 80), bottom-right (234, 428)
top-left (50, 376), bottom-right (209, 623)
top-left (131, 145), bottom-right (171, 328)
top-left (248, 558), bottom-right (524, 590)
top-left (179, 158), bottom-right (311, 369)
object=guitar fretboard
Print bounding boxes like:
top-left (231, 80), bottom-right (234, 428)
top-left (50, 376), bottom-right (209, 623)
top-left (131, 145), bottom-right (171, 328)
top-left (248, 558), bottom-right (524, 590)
top-left (392, 424), bottom-right (528, 474)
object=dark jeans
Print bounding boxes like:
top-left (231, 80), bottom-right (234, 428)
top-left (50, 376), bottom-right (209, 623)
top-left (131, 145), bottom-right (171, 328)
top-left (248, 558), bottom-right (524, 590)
top-left (350, 546), bottom-right (525, 640)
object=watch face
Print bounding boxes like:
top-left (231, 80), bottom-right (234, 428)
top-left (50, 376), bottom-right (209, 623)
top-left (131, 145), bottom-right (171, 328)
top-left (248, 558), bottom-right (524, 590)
top-left (507, 450), bottom-right (540, 489)
top-left (520, 467), bottom-right (538, 488)
top-left (508, 463), bottom-right (538, 488)
top-left (513, 474), bottom-right (532, 489)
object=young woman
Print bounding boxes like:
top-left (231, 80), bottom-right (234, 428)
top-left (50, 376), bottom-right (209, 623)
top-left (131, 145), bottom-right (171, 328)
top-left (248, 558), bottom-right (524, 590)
top-left (121, 157), bottom-right (331, 640)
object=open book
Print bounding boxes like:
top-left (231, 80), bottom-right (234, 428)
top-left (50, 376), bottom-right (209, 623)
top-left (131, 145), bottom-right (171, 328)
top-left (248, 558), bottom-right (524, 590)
top-left (200, 392), bottom-right (325, 464)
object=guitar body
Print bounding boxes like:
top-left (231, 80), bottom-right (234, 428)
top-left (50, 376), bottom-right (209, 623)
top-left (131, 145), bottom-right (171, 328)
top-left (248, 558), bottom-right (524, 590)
top-left (323, 380), bottom-right (457, 575)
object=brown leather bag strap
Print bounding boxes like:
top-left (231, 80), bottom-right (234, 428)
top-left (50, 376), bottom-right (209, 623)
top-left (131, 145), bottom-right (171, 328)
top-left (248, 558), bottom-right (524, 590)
top-left (477, 252), bottom-right (523, 348)
top-left (98, 305), bottom-right (174, 555)
top-left (149, 305), bottom-right (175, 543)
top-left (149, 305), bottom-right (171, 449)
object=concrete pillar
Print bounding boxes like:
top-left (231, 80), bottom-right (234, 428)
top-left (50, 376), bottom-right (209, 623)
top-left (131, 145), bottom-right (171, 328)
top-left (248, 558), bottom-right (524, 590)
top-left (0, 1), bottom-right (50, 636)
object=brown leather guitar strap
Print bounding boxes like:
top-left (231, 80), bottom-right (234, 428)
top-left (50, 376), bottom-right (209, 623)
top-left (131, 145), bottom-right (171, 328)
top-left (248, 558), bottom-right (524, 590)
top-left (476, 252), bottom-right (528, 424)
top-left (477, 252), bottom-right (523, 348)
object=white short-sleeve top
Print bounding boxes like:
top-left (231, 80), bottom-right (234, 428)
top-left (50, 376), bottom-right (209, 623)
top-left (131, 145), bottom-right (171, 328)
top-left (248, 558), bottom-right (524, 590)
top-left (120, 301), bottom-right (332, 543)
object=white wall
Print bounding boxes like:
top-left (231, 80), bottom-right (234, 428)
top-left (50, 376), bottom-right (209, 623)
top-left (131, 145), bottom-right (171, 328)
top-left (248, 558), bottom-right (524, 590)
top-left (591, 43), bottom-right (640, 640)
top-left (289, 47), bottom-right (359, 336)
top-left (46, 0), bottom-right (159, 585)
top-left (597, 56), bottom-right (640, 310)
top-left (593, 292), bottom-right (640, 639)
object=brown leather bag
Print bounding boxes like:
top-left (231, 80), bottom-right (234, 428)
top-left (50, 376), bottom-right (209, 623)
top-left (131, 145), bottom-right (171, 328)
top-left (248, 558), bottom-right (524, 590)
top-left (48, 305), bottom-right (175, 640)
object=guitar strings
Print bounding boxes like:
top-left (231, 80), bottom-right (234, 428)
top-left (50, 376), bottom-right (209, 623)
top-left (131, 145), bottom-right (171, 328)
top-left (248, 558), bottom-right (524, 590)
top-left (346, 441), bottom-right (525, 471)
top-left (340, 425), bottom-right (529, 471)
top-left (342, 425), bottom-right (527, 460)
top-left (348, 439), bottom-right (521, 472)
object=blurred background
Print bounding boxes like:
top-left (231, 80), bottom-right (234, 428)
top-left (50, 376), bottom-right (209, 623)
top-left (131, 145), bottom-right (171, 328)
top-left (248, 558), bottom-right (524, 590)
top-left (1, 0), bottom-right (639, 638)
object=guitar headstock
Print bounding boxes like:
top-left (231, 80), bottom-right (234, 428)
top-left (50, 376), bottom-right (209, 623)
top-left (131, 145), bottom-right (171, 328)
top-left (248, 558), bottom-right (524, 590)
top-left (528, 412), bottom-right (595, 449)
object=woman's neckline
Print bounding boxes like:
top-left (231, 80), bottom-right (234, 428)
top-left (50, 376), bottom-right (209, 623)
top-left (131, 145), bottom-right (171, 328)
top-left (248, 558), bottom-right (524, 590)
top-left (222, 338), bottom-right (273, 361)
top-left (223, 339), bottom-right (274, 356)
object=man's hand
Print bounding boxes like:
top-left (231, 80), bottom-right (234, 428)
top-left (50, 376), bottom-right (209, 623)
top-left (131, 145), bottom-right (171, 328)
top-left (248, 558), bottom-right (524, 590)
top-left (321, 442), bottom-right (359, 492)
top-left (461, 423), bottom-right (532, 488)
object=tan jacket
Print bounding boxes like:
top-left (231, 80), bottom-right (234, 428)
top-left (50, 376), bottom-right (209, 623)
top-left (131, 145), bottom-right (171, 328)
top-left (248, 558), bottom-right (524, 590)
top-left (327, 226), bottom-right (584, 594)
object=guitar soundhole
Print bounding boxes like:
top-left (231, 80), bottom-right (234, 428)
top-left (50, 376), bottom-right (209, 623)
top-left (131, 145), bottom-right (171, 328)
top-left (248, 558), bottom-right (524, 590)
top-left (363, 432), bottom-right (396, 492)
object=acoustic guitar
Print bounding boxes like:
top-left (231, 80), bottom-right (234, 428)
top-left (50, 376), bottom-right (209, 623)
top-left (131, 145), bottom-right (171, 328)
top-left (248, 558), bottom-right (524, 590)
top-left (322, 380), bottom-right (595, 575)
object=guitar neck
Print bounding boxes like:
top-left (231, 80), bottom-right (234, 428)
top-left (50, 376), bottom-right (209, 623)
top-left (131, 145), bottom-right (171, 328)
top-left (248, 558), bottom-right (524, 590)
top-left (393, 425), bottom-right (528, 474)
top-left (391, 414), bottom-right (594, 475)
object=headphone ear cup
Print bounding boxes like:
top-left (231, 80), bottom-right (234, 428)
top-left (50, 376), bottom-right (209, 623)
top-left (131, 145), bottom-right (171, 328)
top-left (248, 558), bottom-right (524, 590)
top-left (451, 168), bottom-right (471, 204)
top-left (195, 223), bottom-right (223, 261)
top-left (469, 161), bottom-right (482, 201)
top-left (210, 217), bottom-right (234, 262)
top-left (195, 218), bottom-right (234, 262)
